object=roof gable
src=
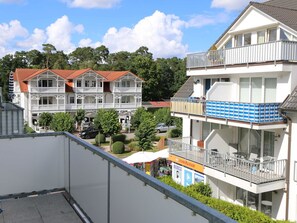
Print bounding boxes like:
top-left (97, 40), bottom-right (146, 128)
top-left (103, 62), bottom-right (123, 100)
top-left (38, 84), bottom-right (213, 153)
top-left (229, 7), bottom-right (276, 34)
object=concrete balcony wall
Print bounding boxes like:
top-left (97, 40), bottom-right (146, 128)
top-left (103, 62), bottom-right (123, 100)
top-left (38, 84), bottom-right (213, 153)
top-left (171, 98), bottom-right (204, 116)
top-left (206, 82), bottom-right (236, 101)
top-left (0, 133), bottom-right (234, 223)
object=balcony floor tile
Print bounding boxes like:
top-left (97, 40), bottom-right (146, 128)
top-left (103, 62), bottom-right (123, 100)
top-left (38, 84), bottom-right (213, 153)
top-left (0, 193), bottom-right (82, 223)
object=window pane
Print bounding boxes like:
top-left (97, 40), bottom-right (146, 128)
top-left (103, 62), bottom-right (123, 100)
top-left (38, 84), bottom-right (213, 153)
top-left (268, 28), bottom-right (277, 42)
top-left (239, 78), bottom-right (250, 102)
top-left (251, 77), bottom-right (262, 103)
top-left (244, 33), bottom-right (251, 46)
top-left (77, 80), bottom-right (81, 87)
top-left (257, 31), bottom-right (265, 44)
top-left (70, 97), bottom-right (74, 104)
top-left (264, 131), bottom-right (274, 157)
top-left (225, 39), bottom-right (232, 49)
top-left (235, 34), bottom-right (243, 47)
top-left (264, 78), bottom-right (276, 102)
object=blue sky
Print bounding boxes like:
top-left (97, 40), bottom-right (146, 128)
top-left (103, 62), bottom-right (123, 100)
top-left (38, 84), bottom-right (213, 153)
top-left (0, 0), bottom-right (264, 58)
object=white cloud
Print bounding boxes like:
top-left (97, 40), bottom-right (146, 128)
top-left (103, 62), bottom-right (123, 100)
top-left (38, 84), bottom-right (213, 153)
top-left (0, 20), bottom-right (28, 46)
top-left (211, 0), bottom-right (266, 11)
top-left (62, 0), bottom-right (120, 9)
top-left (46, 15), bottom-right (84, 53)
top-left (186, 13), bottom-right (229, 28)
top-left (98, 10), bottom-right (188, 58)
top-left (78, 38), bottom-right (101, 48)
top-left (17, 28), bottom-right (46, 50)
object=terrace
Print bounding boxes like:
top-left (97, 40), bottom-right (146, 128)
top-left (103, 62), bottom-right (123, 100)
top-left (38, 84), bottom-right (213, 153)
top-left (0, 133), bottom-right (234, 223)
top-left (187, 40), bottom-right (297, 69)
top-left (168, 138), bottom-right (286, 193)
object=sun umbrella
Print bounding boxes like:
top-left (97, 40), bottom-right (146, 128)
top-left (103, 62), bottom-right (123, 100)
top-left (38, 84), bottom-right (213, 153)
top-left (122, 151), bottom-right (157, 164)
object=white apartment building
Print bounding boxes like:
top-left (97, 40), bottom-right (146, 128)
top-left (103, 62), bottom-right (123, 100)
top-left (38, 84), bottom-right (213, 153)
top-left (169, 0), bottom-right (297, 221)
top-left (12, 68), bottom-right (143, 127)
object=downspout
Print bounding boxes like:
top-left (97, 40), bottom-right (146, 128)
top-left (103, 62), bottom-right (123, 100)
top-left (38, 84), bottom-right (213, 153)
top-left (280, 112), bottom-right (292, 221)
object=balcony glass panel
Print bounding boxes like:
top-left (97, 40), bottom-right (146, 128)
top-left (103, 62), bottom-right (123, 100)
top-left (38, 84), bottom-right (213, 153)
top-left (205, 101), bottom-right (284, 123)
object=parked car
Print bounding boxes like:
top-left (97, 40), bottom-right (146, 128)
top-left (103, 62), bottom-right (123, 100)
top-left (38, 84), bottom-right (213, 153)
top-left (79, 126), bottom-right (99, 139)
top-left (155, 123), bottom-right (176, 133)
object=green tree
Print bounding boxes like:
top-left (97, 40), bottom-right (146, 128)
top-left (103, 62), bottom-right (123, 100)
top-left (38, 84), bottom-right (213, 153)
top-left (130, 107), bottom-right (147, 129)
top-left (42, 43), bottom-right (57, 68)
top-left (154, 108), bottom-right (172, 126)
top-left (38, 112), bottom-right (53, 130)
top-left (74, 109), bottom-right (85, 132)
top-left (135, 112), bottom-right (156, 151)
top-left (94, 109), bottom-right (121, 142)
top-left (50, 112), bottom-right (75, 133)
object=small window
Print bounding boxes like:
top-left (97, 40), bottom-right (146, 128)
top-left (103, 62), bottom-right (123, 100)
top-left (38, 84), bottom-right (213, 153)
top-left (115, 82), bottom-right (120, 87)
top-left (257, 31), bottom-right (265, 44)
top-left (85, 80), bottom-right (90, 87)
top-left (268, 28), bottom-right (277, 42)
top-left (115, 98), bottom-right (120, 103)
top-left (99, 81), bottom-right (103, 87)
top-left (48, 80), bottom-right (53, 87)
top-left (91, 80), bottom-right (96, 87)
top-left (244, 33), bottom-right (251, 46)
top-left (77, 99), bottom-right (82, 104)
top-left (77, 80), bottom-right (82, 87)
top-left (235, 34), bottom-right (243, 47)
top-left (70, 97), bottom-right (75, 104)
top-left (224, 39), bottom-right (232, 49)
top-left (98, 98), bottom-right (103, 103)
top-left (136, 82), bottom-right (141, 87)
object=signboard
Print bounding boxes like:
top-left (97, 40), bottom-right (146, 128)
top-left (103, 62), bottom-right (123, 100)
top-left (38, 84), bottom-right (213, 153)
top-left (168, 154), bottom-right (204, 173)
top-left (194, 172), bottom-right (204, 183)
top-left (183, 168), bottom-right (193, 186)
top-left (173, 164), bottom-right (183, 184)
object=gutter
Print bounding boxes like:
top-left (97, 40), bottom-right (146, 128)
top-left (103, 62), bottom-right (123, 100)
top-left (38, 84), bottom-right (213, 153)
top-left (280, 112), bottom-right (291, 221)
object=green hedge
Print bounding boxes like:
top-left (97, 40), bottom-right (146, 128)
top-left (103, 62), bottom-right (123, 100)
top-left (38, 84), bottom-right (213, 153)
top-left (112, 141), bottom-right (125, 154)
top-left (167, 128), bottom-right (182, 138)
top-left (159, 176), bottom-right (291, 223)
top-left (111, 134), bottom-right (126, 143)
top-left (95, 133), bottom-right (106, 146)
top-left (128, 141), bottom-right (141, 152)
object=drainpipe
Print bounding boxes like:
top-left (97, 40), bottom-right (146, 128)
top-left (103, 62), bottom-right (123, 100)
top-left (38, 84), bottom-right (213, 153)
top-left (280, 112), bottom-right (292, 221)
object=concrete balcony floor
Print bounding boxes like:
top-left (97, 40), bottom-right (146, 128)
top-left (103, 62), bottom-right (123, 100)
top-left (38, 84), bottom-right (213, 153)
top-left (0, 193), bottom-right (82, 223)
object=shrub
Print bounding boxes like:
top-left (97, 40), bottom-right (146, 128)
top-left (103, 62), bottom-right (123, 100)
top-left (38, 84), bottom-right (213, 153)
top-left (111, 134), bottom-right (126, 143)
top-left (112, 141), bottom-right (125, 154)
top-left (186, 182), bottom-right (212, 197)
top-left (154, 135), bottom-right (161, 141)
top-left (24, 124), bottom-right (35, 134)
top-left (167, 128), bottom-right (182, 138)
top-left (158, 176), bottom-right (286, 223)
top-left (128, 141), bottom-right (141, 152)
top-left (95, 133), bottom-right (106, 146)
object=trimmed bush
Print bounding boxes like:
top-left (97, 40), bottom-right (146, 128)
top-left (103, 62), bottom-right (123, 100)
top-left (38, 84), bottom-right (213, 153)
top-left (111, 134), bottom-right (126, 143)
top-left (112, 141), bottom-right (125, 154)
top-left (24, 124), bottom-right (35, 134)
top-left (95, 133), bottom-right (106, 146)
top-left (159, 176), bottom-right (288, 223)
top-left (167, 128), bottom-right (182, 138)
top-left (154, 135), bottom-right (161, 141)
top-left (128, 141), bottom-right (141, 152)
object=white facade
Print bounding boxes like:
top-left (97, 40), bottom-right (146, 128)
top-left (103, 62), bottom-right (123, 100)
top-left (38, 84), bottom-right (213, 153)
top-left (170, 2), bottom-right (297, 221)
top-left (12, 69), bottom-right (143, 127)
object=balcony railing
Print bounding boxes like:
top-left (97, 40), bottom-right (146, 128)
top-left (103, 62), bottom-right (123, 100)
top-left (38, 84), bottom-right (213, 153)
top-left (113, 87), bottom-right (142, 93)
top-left (73, 87), bottom-right (104, 93)
top-left (30, 87), bottom-right (65, 93)
top-left (187, 40), bottom-right (297, 69)
top-left (31, 104), bottom-right (66, 111)
top-left (170, 97), bottom-right (284, 124)
top-left (171, 97), bottom-right (205, 116)
top-left (168, 139), bottom-right (286, 185)
top-left (0, 133), bottom-right (234, 223)
top-left (206, 101), bottom-right (284, 123)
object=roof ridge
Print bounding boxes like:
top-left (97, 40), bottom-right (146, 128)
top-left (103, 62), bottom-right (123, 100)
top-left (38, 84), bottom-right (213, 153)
top-left (252, 1), bottom-right (297, 12)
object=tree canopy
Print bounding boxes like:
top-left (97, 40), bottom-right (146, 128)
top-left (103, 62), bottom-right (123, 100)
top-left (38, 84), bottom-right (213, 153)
top-left (50, 112), bottom-right (75, 133)
top-left (94, 109), bottom-right (121, 138)
top-left (0, 44), bottom-right (187, 102)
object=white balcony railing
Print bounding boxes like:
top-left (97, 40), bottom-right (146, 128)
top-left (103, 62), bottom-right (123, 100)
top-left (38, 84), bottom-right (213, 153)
top-left (0, 133), bottom-right (234, 223)
top-left (31, 104), bottom-right (66, 111)
top-left (113, 87), bottom-right (142, 93)
top-left (187, 40), bottom-right (297, 69)
top-left (30, 87), bottom-right (65, 93)
top-left (73, 87), bottom-right (104, 93)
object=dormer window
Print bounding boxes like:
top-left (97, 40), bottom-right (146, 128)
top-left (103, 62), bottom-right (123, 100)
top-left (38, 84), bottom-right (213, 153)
top-left (38, 80), bottom-right (53, 87)
top-left (224, 39), bottom-right (232, 49)
top-left (77, 80), bottom-right (82, 87)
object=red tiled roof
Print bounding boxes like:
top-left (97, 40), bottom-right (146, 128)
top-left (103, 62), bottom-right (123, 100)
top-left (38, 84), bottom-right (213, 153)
top-left (13, 68), bottom-right (141, 92)
top-left (148, 101), bottom-right (171, 108)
